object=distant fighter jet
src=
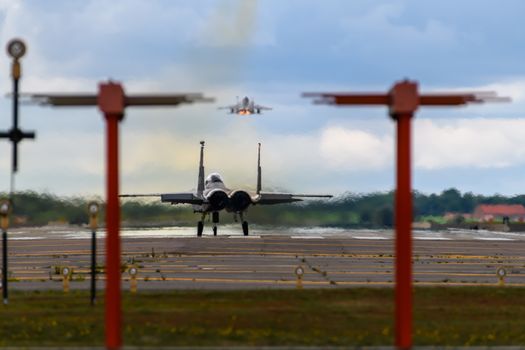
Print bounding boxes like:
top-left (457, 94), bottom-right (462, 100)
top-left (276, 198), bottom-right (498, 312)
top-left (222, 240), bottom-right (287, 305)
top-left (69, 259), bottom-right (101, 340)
top-left (219, 96), bottom-right (272, 115)
top-left (121, 141), bottom-right (332, 236)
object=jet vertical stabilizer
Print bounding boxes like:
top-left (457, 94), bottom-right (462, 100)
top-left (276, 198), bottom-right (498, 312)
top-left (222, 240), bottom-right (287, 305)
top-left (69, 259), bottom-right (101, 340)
top-left (197, 141), bottom-right (205, 196)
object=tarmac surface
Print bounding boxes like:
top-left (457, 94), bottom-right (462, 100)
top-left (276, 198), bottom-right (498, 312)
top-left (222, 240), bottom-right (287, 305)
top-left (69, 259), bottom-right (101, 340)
top-left (4, 227), bottom-right (525, 291)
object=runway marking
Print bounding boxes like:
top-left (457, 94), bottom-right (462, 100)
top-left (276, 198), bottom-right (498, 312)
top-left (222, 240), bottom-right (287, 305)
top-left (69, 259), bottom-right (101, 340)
top-left (18, 276), bottom-right (331, 285)
top-left (329, 271), bottom-right (525, 277)
top-left (75, 269), bottom-right (312, 275)
top-left (11, 249), bottom-right (525, 263)
top-left (9, 276), bottom-right (525, 287)
top-left (414, 237), bottom-right (452, 240)
top-left (227, 236), bottom-right (261, 239)
top-left (129, 277), bottom-right (332, 284)
top-left (476, 238), bottom-right (515, 241)
top-left (8, 250), bottom-right (146, 257)
top-left (10, 242), bottom-right (91, 248)
top-left (203, 240), bottom-right (390, 248)
top-left (11, 238), bottom-right (525, 256)
top-left (157, 251), bottom-right (525, 261)
top-left (335, 281), bottom-right (525, 287)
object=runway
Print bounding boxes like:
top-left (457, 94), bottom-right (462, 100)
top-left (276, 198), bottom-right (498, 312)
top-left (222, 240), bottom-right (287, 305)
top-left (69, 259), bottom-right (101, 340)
top-left (4, 227), bottom-right (525, 290)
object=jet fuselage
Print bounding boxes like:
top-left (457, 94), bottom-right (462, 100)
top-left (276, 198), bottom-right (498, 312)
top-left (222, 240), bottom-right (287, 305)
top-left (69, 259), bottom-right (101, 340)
top-left (195, 173), bottom-right (253, 214)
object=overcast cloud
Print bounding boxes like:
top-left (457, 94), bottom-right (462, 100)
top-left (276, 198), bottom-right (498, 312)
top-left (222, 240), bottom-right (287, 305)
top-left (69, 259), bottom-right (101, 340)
top-left (0, 0), bottom-right (524, 196)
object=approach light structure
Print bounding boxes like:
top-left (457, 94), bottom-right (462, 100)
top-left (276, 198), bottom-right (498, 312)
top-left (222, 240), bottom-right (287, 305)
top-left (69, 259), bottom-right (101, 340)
top-left (304, 79), bottom-right (508, 349)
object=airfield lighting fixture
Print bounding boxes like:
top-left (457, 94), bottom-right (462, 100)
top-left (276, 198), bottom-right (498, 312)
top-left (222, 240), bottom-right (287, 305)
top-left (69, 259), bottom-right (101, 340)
top-left (62, 267), bottom-right (71, 277)
top-left (7, 39), bottom-right (26, 60)
top-left (2, 37), bottom-right (35, 187)
top-left (295, 266), bottom-right (304, 290)
top-left (0, 199), bottom-right (10, 305)
top-left (88, 201), bottom-right (100, 231)
top-left (295, 266), bottom-right (304, 277)
top-left (0, 200), bottom-right (10, 216)
top-left (88, 201), bottom-right (100, 305)
top-left (128, 267), bottom-right (138, 277)
top-left (0, 200), bottom-right (10, 232)
top-left (61, 266), bottom-right (72, 293)
top-left (497, 267), bottom-right (507, 287)
top-left (128, 267), bottom-right (138, 294)
top-left (1, 199), bottom-right (11, 304)
top-left (88, 202), bottom-right (99, 216)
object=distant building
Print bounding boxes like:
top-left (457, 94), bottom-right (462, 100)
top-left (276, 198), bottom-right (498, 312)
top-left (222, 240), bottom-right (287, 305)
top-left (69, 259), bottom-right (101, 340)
top-left (13, 215), bottom-right (28, 225)
top-left (473, 204), bottom-right (525, 222)
top-left (443, 212), bottom-right (472, 222)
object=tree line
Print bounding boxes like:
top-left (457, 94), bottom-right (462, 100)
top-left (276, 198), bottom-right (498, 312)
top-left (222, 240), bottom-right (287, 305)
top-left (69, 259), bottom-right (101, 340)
top-left (2, 188), bottom-right (524, 228)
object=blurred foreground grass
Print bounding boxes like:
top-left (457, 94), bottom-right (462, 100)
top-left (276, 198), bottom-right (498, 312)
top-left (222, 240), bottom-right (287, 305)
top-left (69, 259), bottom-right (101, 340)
top-left (0, 287), bottom-right (524, 346)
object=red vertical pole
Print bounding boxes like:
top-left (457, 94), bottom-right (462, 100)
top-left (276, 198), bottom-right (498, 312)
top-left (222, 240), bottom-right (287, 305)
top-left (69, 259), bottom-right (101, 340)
top-left (98, 82), bottom-right (125, 350)
top-left (395, 112), bottom-right (413, 349)
top-left (105, 113), bottom-right (122, 349)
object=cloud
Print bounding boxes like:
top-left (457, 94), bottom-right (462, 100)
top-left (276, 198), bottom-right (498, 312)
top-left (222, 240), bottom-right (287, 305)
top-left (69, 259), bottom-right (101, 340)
top-left (338, 2), bottom-right (459, 53)
top-left (316, 118), bottom-right (525, 172)
top-left (119, 125), bottom-right (322, 194)
top-left (194, 1), bottom-right (273, 48)
top-left (414, 118), bottom-right (525, 169)
top-left (320, 126), bottom-right (393, 171)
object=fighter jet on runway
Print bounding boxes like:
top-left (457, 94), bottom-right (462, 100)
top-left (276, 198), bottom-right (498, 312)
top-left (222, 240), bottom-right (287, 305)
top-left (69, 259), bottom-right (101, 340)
top-left (219, 96), bottom-right (272, 115)
top-left (120, 141), bottom-right (332, 236)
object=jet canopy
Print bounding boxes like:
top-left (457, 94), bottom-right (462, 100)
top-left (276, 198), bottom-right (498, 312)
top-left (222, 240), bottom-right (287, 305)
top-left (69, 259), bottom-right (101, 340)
top-left (205, 173), bottom-right (224, 186)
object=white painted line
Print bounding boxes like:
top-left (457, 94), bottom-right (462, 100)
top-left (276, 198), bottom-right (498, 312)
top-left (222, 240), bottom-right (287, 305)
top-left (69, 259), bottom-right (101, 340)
top-left (352, 236), bottom-right (388, 240)
top-left (290, 236), bottom-right (325, 239)
top-left (414, 236), bottom-right (452, 240)
top-left (228, 235), bottom-right (261, 239)
top-left (476, 237), bottom-right (515, 241)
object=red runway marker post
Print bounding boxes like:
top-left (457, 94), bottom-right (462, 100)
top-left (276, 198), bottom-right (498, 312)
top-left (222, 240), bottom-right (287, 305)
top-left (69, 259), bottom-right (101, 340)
top-left (29, 82), bottom-right (213, 349)
top-left (304, 79), bottom-right (507, 349)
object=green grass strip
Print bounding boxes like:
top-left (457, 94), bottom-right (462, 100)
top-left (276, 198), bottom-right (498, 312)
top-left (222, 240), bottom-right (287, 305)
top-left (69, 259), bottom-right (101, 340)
top-left (0, 287), bottom-right (523, 346)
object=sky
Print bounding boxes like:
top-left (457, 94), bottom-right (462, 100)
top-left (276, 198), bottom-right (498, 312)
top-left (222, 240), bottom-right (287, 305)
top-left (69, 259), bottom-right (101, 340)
top-left (0, 0), bottom-right (525, 197)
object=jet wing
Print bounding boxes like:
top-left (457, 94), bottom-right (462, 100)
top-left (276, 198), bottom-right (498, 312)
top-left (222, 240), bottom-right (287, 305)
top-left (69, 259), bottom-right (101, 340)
top-left (254, 104), bottom-right (272, 111)
top-left (161, 193), bottom-right (204, 205)
top-left (119, 193), bottom-right (204, 205)
top-left (253, 192), bottom-right (332, 205)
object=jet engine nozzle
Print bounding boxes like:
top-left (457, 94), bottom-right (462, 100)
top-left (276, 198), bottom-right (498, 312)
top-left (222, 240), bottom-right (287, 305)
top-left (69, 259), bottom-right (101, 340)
top-left (228, 190), bottom-right (253, 212)
top-left (207, 190), bottom-right (230, 211)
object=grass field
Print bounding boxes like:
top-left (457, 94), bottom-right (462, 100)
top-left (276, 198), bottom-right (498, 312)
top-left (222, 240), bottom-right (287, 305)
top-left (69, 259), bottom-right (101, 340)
top-left (0, 287), bottom-right (524, 347)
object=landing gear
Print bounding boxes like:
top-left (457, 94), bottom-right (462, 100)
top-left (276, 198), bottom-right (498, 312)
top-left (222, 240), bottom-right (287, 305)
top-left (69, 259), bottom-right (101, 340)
top-left (197, 221), bottom-right (203, 237)
top-left (242, 221), bottom-right (249, 236)
top-left (212, 212), bottom-right (219, 236)
top-left (240, 212), bottom-right (249, 236)
top-left (197, 213), bottom-right (206, 237)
